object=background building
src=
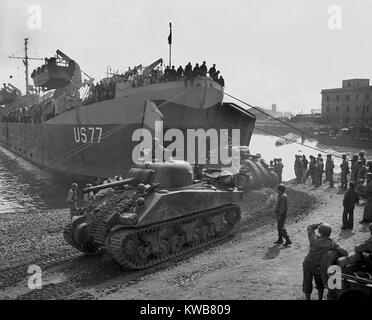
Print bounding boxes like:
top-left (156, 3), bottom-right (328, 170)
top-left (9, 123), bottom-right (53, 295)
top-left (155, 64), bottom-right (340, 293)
top-left (321, 79), bottom-right (372, 128)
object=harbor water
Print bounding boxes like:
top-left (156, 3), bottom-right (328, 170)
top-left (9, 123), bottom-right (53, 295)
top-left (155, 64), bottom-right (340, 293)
top-left (0, 134), bottom-right (370, 213)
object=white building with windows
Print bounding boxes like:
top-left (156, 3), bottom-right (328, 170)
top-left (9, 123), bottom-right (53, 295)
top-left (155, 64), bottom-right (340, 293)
top-left (321, 79), bottom-right (372, 128)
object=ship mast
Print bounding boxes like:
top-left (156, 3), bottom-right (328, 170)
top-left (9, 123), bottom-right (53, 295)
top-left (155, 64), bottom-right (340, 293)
top-left (9, 38), bottom-right (43, 94)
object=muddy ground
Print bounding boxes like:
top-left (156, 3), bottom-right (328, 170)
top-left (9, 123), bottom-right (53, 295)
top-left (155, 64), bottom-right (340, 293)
top-left (0, 177), bottom-right (371, 300)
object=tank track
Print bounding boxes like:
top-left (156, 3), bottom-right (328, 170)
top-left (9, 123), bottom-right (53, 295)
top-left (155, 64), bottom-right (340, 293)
top-left (88, 190), bottom-right (136, 245)
top-left (108, 204), bottom-right (241, 270)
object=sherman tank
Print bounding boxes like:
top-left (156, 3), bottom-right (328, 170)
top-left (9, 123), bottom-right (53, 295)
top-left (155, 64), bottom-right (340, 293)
top-left (63, 161), bottom-right (242, 269)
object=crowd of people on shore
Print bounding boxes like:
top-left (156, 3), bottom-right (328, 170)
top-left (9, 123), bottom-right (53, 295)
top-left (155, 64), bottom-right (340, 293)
top-left (271, 150), bottom-right (372, 300)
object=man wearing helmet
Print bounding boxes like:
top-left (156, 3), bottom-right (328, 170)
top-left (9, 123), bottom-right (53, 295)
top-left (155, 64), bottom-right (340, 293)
top-left (273, 184), bottom-right (292, 247)
top-left (302, 222), bottom-right (348, 300)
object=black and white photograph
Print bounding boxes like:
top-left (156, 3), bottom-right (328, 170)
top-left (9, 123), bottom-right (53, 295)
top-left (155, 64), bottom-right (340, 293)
top-left (0, 0), bottom-right (372, 306)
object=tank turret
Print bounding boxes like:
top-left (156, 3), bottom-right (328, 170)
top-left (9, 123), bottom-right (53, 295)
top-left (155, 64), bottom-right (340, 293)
top-left (63, 161), bottom-right (242, 269)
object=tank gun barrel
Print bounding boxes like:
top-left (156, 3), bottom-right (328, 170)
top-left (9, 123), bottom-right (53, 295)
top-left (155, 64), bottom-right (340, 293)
top-left (83, 178), bottom-right (135, 194)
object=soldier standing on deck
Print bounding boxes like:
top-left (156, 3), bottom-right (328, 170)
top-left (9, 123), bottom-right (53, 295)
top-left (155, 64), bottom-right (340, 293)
top-left (325, 154), bottom-right (334, 188)
top-left (66, 183), bottom-right (78, 219)
top-left (273, 185), bottom-right (292, 247)
top-left (340, 154), bottom-right (349, 188)
top-left (302, 223), bottom-right (348, 300)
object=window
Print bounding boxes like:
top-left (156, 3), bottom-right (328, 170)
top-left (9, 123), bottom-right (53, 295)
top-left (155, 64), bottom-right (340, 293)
top-left (346, 106), bottom-right (350, 112)
top-left (336, 94), bottom-right (340, 101)
top-left (345, 95), bottom-right (350, 101)
top-left (348, 83), bottom-right (351, 87)
top-left (356, 93), bottom-right (359, 100)
top-left (326, 95), bottom-right (330, 102)
top-left (326, 105), bottom-right (330, 112)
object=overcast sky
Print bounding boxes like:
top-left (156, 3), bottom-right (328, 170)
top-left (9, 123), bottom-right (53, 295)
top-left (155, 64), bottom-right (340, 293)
top-left (1, 0), bottom-right (371, 113)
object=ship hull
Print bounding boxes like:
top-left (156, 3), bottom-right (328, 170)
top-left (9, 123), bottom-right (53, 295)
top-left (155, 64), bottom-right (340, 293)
top-left (0, 79), bottom-right (256, 180)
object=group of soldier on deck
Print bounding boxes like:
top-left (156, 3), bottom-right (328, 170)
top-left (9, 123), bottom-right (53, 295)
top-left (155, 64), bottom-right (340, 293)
top-left (163, 62), bottom-right (225, 87)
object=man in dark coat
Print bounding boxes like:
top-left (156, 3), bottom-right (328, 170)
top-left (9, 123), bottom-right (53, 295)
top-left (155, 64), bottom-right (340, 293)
top-left (192, 63), bottom-right (200, 77)
top-left (176, 65), bottom-right (184, 78)
top-left (325, 154), bottom-right (335, 188)
top-left (208, 64), bottom-right (216, 78)
top-left (199, 61), bottom-right (207, 77)
top-left (342, 182), bottom-right (359, 230)
top-left (273, 185), bottom-right (292, 247)
top-left (302, 223), bottom-right (348, 300)
top-left (340, 154), bottom-right (349, 188)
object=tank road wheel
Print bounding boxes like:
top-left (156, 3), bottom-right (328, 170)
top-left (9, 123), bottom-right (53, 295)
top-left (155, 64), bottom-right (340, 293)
top-left (200, 225), bottom-right (210, 242)
top-left (155, 240), bottom-right (170, 259)
top-left (208, 214), bottom-right (227, 235)
top-left (136, 244), bottom-right (152, 265)
top-left (108, 230), bottom-right (152, 268)
top-left (169, 234), bottom-right (185, 253)
top-left (224, 207), bottom-right (241, 228)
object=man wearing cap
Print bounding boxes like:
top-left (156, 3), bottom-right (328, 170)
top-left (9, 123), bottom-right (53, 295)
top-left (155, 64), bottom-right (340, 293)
top-left (340, 154), bottom-right (349, 189)
top-left (274, 184), bottom-right (292, 247)
top-left (325, 154), bottom-right (334, 188)
top-left (66, 183), bottom-right (78, 219)
top-left (360, 173), bottom-right (372, 224)
top-left (302, 222), bottom-right (348, 300)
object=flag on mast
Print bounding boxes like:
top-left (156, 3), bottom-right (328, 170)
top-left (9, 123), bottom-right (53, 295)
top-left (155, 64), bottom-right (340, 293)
top-left (168, 22), bottom-right (172, 45)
